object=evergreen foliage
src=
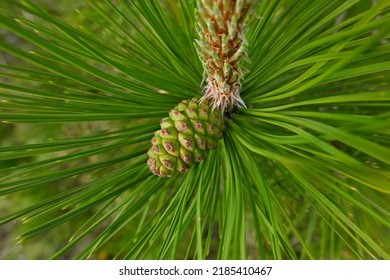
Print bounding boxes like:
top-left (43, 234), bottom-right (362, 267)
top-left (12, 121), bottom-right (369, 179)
top-left (0, 0), bottom-right (389, 259)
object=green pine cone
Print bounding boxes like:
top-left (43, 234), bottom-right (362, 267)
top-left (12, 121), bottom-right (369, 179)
top-left (147, 97), bottom-right (224, 177)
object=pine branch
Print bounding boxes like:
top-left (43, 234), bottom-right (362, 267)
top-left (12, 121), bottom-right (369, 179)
top-left (195, 0), bottom-right (256, 112)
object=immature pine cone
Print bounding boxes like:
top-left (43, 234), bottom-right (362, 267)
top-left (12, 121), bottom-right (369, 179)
top-left (147, 97), bottom-right (224, 177)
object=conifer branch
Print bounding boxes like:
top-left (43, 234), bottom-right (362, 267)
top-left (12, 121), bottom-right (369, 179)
top-left (195, 0), bottom-right (255, 112)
